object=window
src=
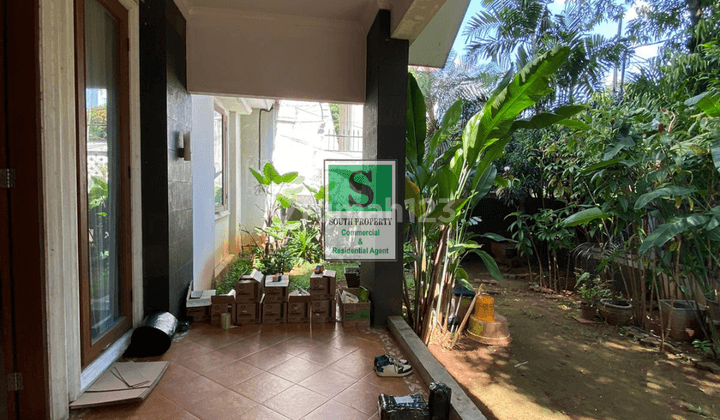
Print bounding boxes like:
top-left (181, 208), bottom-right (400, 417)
top-left (214, 103), bottom-right (228, 213)
top-left (75, 0), bottom-right (132, 367)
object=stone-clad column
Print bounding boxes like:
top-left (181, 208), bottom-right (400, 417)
top-left (361, 10), bottom-right (409, 327)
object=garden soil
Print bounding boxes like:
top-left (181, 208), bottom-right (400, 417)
top-left (429, 260), bottom-right (720, 420)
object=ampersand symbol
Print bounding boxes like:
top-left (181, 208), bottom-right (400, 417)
top-left (359, 238), bottom-right (363, 245)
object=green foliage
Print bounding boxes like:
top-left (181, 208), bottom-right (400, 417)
top-left (575, 269), bottom-right (611, 307)
top-left (253, 248), bottom-right (293, 275)
top-left (404, 46), bottom-right (578, 340)
top-left (286, 225), bottom-right (322, 264)
top-left (216, 257), bottom-right (251, 295)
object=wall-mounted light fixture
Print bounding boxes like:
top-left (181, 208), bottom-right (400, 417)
top-left (179, 132), bottom-right (191, 161)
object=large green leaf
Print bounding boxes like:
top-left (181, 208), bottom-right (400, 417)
top-left (435, 167), bottom-right (459, 200)
top-left (474, 249), bottom-right (503, 281)
top-left (470, 165), bottom-right (497, 207)
top-left (404, 177), bottom-right (425, 219)
top-left (462, 46), bottom-right (570, 166)
top-left (249, 167), bottom-right (269, 186)
top-left (563, 207), bottom-right (610, 226)
top-left (406, 74), bottom-right (427, 167)
top-left (279, 172), bottom-right (300, 184)
top-left (639, 214), bottom-right (709, 254)
top-left (634, 186), bottom-right (694, 210)
top-left (428, 100), bottom-right (463, 159)
top-left (510, 105), bottom-right (585, 131)
top-left (263, 163), bottom-right (281, 184)
top-left (685, 90), bottom-right (720, 117)
top-left (603, 133), bottom-right (635, 160)
top-left (710, 140), bottom-right (720, 175)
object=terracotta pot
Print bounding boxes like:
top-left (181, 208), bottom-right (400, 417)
top-left (599, 298), bottom-right (632, 326)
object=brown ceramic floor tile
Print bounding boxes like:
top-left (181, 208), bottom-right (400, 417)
top-left (204, 359), bottom-right (263, 387)
top-left (185, 389), bottom-right (257, 420)
top-left (367, 412), bottom-right (380, 420)
top-left (174, 411), bottom-right (202, 419)
top-left (297, 342), bottom-right (355, 366)
top-left (240, 405), bottom-right (291, 420)
top-left (299, 367), bottom-right (357, 397)
top-left (241, 346), bottom-right (293, 370)
top-left (333, 381), bottom-right (385, 415)
top-left (118, 392), bottom-right (184, 420)
top-left (216, 337), bottom-right (267, 359)
top-left (189, 329), bottom-right (244, 349)
top-left (359, 371), bottom-right (411, 396)
top-left (262, 385), bottom-right (328, 420)
top-left (326, 353), bottom-right (375, 380)
top-left (348, 341), bottom-right (387, 359)
top-left (72, 404), bottom-right (129, 420)
top-left (268, 357), bottom-right (324, 383)
top-left (176, 349), bottom-right (240, 375)
top-left (155, 363), bottom-right (201, 396)
top-left (162, 340), bottom-right (214, 363)
top-left (159, 375), bottom-right (227, 409)
top-left (232, 371), bottom-right (294, 403)
top-left (269, 336), bottom-right (320, 355)
top-left (325, 334), bottom-right (376, 350)
top-left (303, 400), bottom-right (369, 420)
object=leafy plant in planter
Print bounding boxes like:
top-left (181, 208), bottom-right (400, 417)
top-left (575, 269), bottom-right (611, 316)
top-left (404, 46), bottom-right (582, 342)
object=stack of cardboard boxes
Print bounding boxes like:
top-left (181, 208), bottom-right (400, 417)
top-left (309, 270), bottom-right (336, 323)
top-left (287, 290), bottom-right (311, 323)
top-left (196, 267), bottom-right (344, 326)
top-left (262, 275), bottom-right (289, 324)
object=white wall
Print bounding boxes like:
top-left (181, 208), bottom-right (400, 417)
top-left (187, 9), bottom-right (366, 103)
top-left (191, 95), bottom-right (216, 290)
top-left (240, 109), bottom-right (268, 237)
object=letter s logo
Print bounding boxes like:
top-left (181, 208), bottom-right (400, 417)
top-left (348, 170), bottom-right (373, 208)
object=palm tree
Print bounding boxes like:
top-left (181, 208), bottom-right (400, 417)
top-left (463, 0), bottom-right (628, 105)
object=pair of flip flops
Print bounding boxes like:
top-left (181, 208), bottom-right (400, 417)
top-left (374, 354), bottom-right (413, 377)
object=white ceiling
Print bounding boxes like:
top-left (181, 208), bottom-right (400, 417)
top-left (182, 0), bottom-right (378, 27)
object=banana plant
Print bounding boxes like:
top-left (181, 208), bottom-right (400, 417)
top-left (249, 162), bottom-right (304, 253)
top-left (405, 46), bottom-right (581, 341)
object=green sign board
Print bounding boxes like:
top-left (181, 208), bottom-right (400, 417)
top-left (324, 160), bottom-right (396, 261)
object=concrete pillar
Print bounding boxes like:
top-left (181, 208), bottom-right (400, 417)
top-left (362, 10), bottom-right (409, 327)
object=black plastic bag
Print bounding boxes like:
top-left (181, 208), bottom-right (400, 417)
top-left (429, 382), bottom-right (452, 420)
top-left (378, 393), bottom-right (430, 420)
top-left (123, 312), bottom-right (178, 357)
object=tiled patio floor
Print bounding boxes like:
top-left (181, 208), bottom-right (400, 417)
top-left (72, 321), bottom-right (426, 420)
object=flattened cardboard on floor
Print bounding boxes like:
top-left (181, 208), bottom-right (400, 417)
top-left (69, 361), bottom-right (169, 409)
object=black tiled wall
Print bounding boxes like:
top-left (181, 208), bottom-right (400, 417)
top-left (361, 10), bottom-right (408, 327)
top-left (140, 0), bottom-right (193, 318)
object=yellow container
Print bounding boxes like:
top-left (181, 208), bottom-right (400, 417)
top-left (474, 295), bottom-right (495, 322)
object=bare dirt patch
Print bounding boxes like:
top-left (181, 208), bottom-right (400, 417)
top-left (429, 260), bottom-right (720, 420)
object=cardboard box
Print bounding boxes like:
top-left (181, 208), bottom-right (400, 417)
top-left (234, 302), bottom-right (259, 325)
top-left (210, 290), bottom-right (236, 326)
top-left (264, 274), bottom-right (289, 302)
top-left (235, 270), bottom-right (263, 303)
top-left (309, 270), bottom-right (336, 299)
top-left (186, 288), bottom-right (215, 321)
top-left (338, 288), bottom-right (371, 327)
top-left (186, 306), bottom-right (209, 322)
top-left (261, 294), bottom-right (287, 324)
top-left (310, 298), bottom-right (336, 323)
top-left (287, 290), bottom-right (311, 323)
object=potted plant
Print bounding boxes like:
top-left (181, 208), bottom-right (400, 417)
top-left (599, 297), bottom-right (633, 326)
top-left (575, 269), bottom-right (610, 320)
